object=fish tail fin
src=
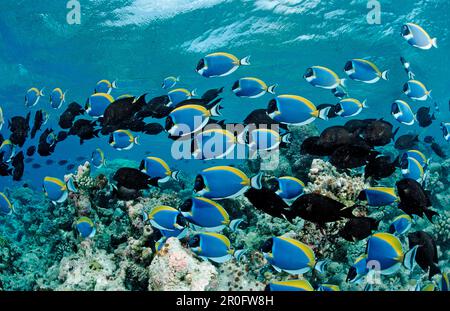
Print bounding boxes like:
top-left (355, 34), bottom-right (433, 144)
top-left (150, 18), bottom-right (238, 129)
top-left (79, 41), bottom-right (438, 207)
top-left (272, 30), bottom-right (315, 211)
top-left (112, 80), bottom-right (118, 89)
top-left (340, 78), bottom-right (347, 87)
top-left (176, 76), bottom-right (181, 82)
top-left (429, 264), bottom-right (441, 280)
top-left (381, 70), bottom-right (389, 81)
top-left (362, 99), bottom-right (369, 108)
top-left (171, 170), bottom-right (180, 181)
top-left (229, 218), bottom-right (244, 232)
top-left (40, 88), bottom-right (45, 96)
top-left (191, 88), bottom-right (198, 97)
top-left (314, 259), bottom-right (330, 273)
top-left (210, 103), bottom-right (223, 117)
top-left (233, 249), bottom-right (248, 261)
top-left (431, 38), bottom-right (438, 49)
top-left (281, 132), bottom-right (291, 144)
top-left (403, 245), bottom-right (419, 270)
top-left (424, 209), bottom-right (438, 223)
top-left (267, 84), bottom-right (277, 94)
top-left (134, 136), bottom-right (140, 145)
top-left (239, 56), bottom-right (251, 66)
top-left (142, 210), bottom-right (149, 222)
top-left (428, 90), bottom-right (433, 99)
top-left (250, 172), bottom-right (263, 190)
top-left (317, 106), bottom-right (331, 120)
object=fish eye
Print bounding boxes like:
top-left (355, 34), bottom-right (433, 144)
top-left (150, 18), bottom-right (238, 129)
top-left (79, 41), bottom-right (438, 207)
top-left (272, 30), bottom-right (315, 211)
top-left (401, 25), bottom-right (410, 36)
top-left (179, 198), bottom-right (193, 212)
top-left (194, 175), bottom-right (205, 192)
top-left (267, 99), bottom-right (278, 114)
top-left (196, 59), bottom-right (205, 72)
top-left (304, 68), bottom-right (313, 78)
top-left (231, 80), bottom-right (240, 91)
top-left (189, 235), bottom-right (200, 247)
top-left (260, 238), bottom-right (273, 253)
top-left (344, 61), bottom-right (353, 72)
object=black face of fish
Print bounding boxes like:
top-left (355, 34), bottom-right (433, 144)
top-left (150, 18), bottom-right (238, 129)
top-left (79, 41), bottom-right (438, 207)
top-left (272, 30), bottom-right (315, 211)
top-left (339, 217), bottom-right (379, 242)
top-left (165, 116), bottom-right (174, 132)
top-left (260, 238), bottom-right (273, 253)
top-left (391, 103), bottom-right (400, 114)
top-left (401, 25), bottom-right (410, 36)
top-left (231, 80), bottom-right (240, 91)
top-left (266, 178), bottom-right (280, 192)
top-left (176, 213), bottom-right (187, 228)
top-left (408, 231), bottom-right (441, 280)
top-left (196, 59), bottom-right (205, 72)
top-left (304, 68), bottom-right (314, 79)
top-left (189, 235), bottom-right (201, 248)
top-left (346, 267), bottom-right (358, 282)
top-left (179, 198), bottom-right (193, 212)
top-left (290, 193), bottom-right (354, 225)
top-left (193, 175), bottom-right (205, 193)
top-left (244, 188), bottom-right (291, 221)
top-left (267, 99), bottom-right (278, 115)
top-left (344, 61), bottom-right (353, 72)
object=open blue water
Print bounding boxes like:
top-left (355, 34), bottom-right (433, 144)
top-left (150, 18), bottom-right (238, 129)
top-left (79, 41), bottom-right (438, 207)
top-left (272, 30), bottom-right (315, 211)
top-left (0, 0), bottom-right (448, 189)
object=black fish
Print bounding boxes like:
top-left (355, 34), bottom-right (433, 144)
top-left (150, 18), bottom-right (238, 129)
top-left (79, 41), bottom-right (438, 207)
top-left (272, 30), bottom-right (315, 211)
top-left (395, 134), bottom-right (419, 150)
top-left (365, 153), bottom-right (400, 180)
top-left (0, 161), bottom-right (12, 176)
top-left (136, 95), bottom-right (172, 119)
top-left (46, 159), bottom-right (54, 165)
top-left (330, 143), bottom-right (373, 169)
top-left (300, 136), bottom-right (331, 156)
top-left (26, 146), bottom-right (36, 157)
top-left (11, 151), bottom-right (24, 181)
top-left (408, 231), bottom-right (441, 280)
top-left (318, 126), bottom-right (356, 150)
top-left (66, 164), bottom-right (76, 171)
top-left (30, 110), bottom-right (46, 139)
top-left (58, 160), bottom-right (69, 166)
top-left (57, 131), bottom-right (69, 142)
top-left (201, 87), bottom-right (224, 103)
top-left (244, 188), bottom-right (292, 221)
top-left (38, 128), bottom-right (57, 157)
top-left (113, 167), bottom-right (158, 191)
top-left (362, 119), bottom-right (399, 147)
top-left (424, 136), bottom-right (434, 144)
top-left (416, 107), bottom-right (435, 128)
top-left (243, 109), bottom-right (288, 131)
top-left (143, 123), bottom-right (164, 135)
top-left (8, 113), bottom-right (31, 147)
top-left (339, 217), bottom-right (379, 242)
top-left (289, 193), bottom-right (356, 226)
top-left (430, 142), bottom-right (446, 159)
top-left (396, 178), bottom-right (438, 221)
top-left (59, 102), bottom-right (84, 129)
top-left (69, 119), bottom-right (100, 144)
top-left (32, 163), bottom-right (42, 169)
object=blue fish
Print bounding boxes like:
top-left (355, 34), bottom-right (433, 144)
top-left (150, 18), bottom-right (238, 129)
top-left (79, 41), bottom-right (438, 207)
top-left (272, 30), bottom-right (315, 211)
top-left (188, 232), bottom-right (246, 263)
top-left (50, 88), bottom-right (66, 109)
top-left (267, 95), bottom-right (330, 125)
top-left (344, 59), bottom-right (389, 84)
top-left (441, 122), bottom-right (450, 141)
top-left (261, 236), bottom-right (326, 275)
top-left (0, 192), bottom-right (14, 216)
top-left (317, 284), bottom-right (340, 291)
top-left (366, 233), bottom-right (418, 275)
top-left (167, 88), bottom-right (197, 107)
top-left (43, 176), bottom-right (68, 204)
top-left (86, 93), bottom-right (114, 118)
top-left (196, 52), bottom-right (251, 78)
top-left (179, 197), bottom-right (243, 232)
top-left (139, 156), bottom-right (179, 183)
top-left (194, 166), bottom-right (263, 200)
top-left (162, 76), bottom-right (180, 89)
top-left (272, 176), bottom-right (305, 202)
top-left (403, 80), bottom-right (431, 101)
top-left (166, 104), bottom-right (222, 137)
top-left (95, 79), bottom-right (117, 94)
top-left (239, 128), bottom-right (291, 152)
top-left (25, 87), bottom-right (44, 107)
top-left (109, 129), bottom-right (139, 151)
top-left (331, 85), bottom-right (348, 99)
top-left (359, 187), bottom-right (398, 206)
top-left (401, 23), bottom-right (437, 50)
top-left (0, 140), bottom-right (15, 163)
top-left (192, 128), bottom-right (237, 160)
top-left (401, 157), bottom-right (426, 183)
top-left (391, 100), bottom-right (415, 125)
top-left (335, 98), bottom-right (368, 118)
top-left (232, 77), bottom-right (277, 98)
top-left (346, 255), bottom-right (369, 283)
top-left (266, 279), bottom-right (314, 292)
top-left (91, 148), bottom-right (106, 168)
top-left (143, 205), bottom-right (187, 232)
top-left (304, 66), bottom-right (346, 89)
top-left (76, 217), bottom-right (96, 239)
top-left (401, 150), bottom-right (428, 169)
top-left (389, 215), bottom-right (412, 236)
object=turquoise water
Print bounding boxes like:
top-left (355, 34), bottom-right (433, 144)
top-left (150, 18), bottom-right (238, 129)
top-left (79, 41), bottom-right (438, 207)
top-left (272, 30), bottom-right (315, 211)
top-left (0, 0), bottom-right (449, 291)
top-left (1, 0), bottom-right (449, 188)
